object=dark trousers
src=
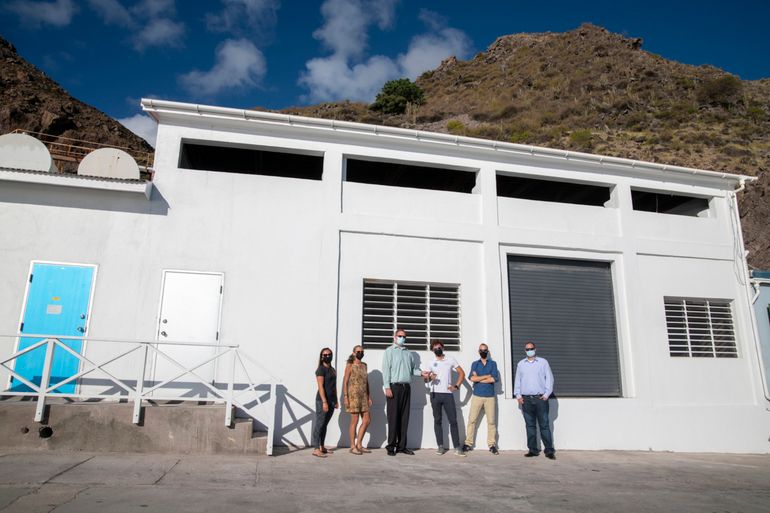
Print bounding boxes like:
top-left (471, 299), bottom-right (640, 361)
top-left (522, 396), bottom-right (554, 455)
top-left (430, 392), bottom-right (460, 448)
top-left (312, 400), bottom-right (334, 449)
top-left (386, 383), bottom-right (411, 451)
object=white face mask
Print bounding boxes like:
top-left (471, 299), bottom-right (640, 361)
top-left (396, 336), bottom-right (406, 346)
top-left (526, 349), bottom-right (536, 358)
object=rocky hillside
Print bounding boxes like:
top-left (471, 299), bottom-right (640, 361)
top-left (0, 35), bottom-right (153, 170)
top-left (283, 24), bottom-right (770, 270)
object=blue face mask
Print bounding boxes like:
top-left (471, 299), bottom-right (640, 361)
top-left (526, 349), bottom-right (536, 358)
top-left (396, 336), bottom-right (406, 345)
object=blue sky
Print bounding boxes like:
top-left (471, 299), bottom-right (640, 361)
top-left (1, 0), bottom-right (769, 146)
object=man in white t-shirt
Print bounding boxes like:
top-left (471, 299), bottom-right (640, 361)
top-left (424, 339), bottom-right (466, 456)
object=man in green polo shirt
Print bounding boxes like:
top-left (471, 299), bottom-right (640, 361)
top-left (382, 328), bottom-right (428, 456)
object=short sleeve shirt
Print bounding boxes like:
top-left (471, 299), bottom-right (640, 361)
top-left (315, 365), bottom-right (337, 405)
top-left (425, 356), bottom-right (460, 394)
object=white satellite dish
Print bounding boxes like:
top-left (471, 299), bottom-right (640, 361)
top-left (78, 148), bottom-right (140, 180)
top-left (0, 133), bottom-right (58, 172)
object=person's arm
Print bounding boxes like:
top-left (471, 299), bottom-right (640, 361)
top-left (542, 360), bottom-right (554, 400)
top-left (469, 361), bottom-right (482, 382)
top-left (411, 352), bottom-right (423, 377)
top-left (382, 348), bottom-right (393, 397)
top-left (481, 361), bottom-right (499, 383)
top-left (365, 363), bottom-right (372, 406)
top-left (452, 364), bottom-right (465, 390)
top-left (514, 361), bottom-right (523, 404)
top-left (316, 371), bottom-right (329, 412)
top-left (342, 363), bottom-right (352, 408)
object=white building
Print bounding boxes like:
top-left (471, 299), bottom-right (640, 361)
top-left (1, 99), bottom-right (768, 454)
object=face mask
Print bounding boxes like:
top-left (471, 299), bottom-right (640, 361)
top-left (479, 350), bottom-right (489, 359)
top-left (323, 354), bottom-right (333, 363)
top-left (433, 348), bottom-right (443, 356)
top-left (355, 351), bottom-right (364, 360)
top-left (525, 349), bottom-right (536, 358)
top-left (396, 336), bottom-right (406, 345)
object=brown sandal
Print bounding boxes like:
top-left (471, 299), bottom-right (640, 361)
top-left (312, 451), bottom-right (327, 458)
top-left (358, 446), bottom-right (372, 453)
top-left (349, 447), bottom-right (363, 455)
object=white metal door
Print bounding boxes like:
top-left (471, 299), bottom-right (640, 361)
top-left (153, 271), bottom-right (224, 395)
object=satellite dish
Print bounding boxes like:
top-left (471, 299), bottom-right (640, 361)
top-left (77, 148), bottom-right (140, 180)
top-left (0, 133), bottom-right (58, 172)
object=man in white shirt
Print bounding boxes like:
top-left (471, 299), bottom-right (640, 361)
top-left (424, 340), bottom-right (466, 456)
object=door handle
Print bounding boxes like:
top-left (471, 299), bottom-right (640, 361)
top-left (161, 331), bottom-right (167, 337)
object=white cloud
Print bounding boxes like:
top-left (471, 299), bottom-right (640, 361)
top-left (131, 0), bottom-right (175, 17)
top-left (300, 4), bottom-right (471, 103)
top-left (206, 0), bottom-right (279, 35)
top-left (132, 18), bottom-right (185, 51)
top-left (118, 113), bottom-right (158, 148)
top-left (87, 0), bottom-right (132, 26)
top-left (5, 0), bottom-right (76, 27)
top-left (178, 38), bottom-right (266, 97)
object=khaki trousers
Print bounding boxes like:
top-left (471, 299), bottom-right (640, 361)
top-left (464, 395), bottom-right (497, 447)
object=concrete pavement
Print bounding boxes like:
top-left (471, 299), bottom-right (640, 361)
top-left (0, 448), bottom-right (768, 512)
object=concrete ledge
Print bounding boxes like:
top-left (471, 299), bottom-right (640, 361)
top-left (0, 401), bottom-right (266, 454)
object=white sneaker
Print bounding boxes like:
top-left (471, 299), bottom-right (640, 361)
top-left (454, 448), bottom-right (467, 457)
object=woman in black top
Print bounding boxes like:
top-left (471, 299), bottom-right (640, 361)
top-left (312, 347), bottom-right (338, 458)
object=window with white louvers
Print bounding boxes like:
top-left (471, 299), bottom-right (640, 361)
top-left (664, 298), bottom-right (737, 358)
top-left (362, 280), bottom-right (461, 351)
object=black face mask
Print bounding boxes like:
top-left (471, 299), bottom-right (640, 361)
top-left (355, 351), bottom-right (364, 360)
top-left (479, 350), bottom-right (489, 358)
top-left (322, 355), bottom-right (332, 363)
top-left (433, 348), bottom-right (443, 356)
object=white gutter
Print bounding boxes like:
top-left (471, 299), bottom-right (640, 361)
top-left (141, 98), bottom-right (757, 190)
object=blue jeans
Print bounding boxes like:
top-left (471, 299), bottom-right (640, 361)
top-left (521, 396), bottom-right (554, 455)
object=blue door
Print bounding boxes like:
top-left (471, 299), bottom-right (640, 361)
top-left (11, 263), bottom-right (95, 394)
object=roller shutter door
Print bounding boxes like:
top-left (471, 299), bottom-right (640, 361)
top-left (508, 255), bottom-right (621, 397)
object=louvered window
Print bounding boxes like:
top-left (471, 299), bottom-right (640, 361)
top-left (664, 298), bottom-right (737, 358)
top-left (362, 280), bottom-right (461, 350)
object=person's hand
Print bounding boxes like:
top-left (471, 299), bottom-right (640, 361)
top-left (335, 402), bottom-right (340, 409)
top-left (385, 388), bottom-right (393, 398)
top-left (420, 370), bottom-right (430, 379)
top-left (517, 397), bottom-right (524, 405)
top-left (540, 395), bottom-right (549, 401)
top-left (322, 401), bottom-right (329, 412)
top-left (368, 397), bottom-right (373, 407)
top-left (429, 372), bottom-right (436, 381)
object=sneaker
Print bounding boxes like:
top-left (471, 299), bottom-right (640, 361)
top-left (461, 444), bottom-right (472, 452)
top-left (546, 453), bottom-right (556, 460)
top-left (454, 448), bottom-right (467, 457)
top-left (489, 446), bottom-right (499, 455)
top-left (436, 446), bottom-right (447, 455)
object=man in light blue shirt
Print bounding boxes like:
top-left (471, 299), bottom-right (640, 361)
top-left (382, 328), bottom-right (428, 456)
top-left (513, 341), bottom-right (555, 459)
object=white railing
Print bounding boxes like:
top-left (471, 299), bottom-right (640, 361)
top-left (0, 334), bottom-right (279, 455)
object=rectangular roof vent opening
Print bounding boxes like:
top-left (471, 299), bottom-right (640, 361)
top-left (345, 158), bottom-right (477, 194)
top-left (179, 142), bottom-right (323, 180)
top-left (631, 189), bottom-right (710, 217)
top-left (496, 174), bottom-right (613, 207)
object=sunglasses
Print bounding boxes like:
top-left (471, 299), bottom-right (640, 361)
top-left (322, 353), bottom-right (332, 357)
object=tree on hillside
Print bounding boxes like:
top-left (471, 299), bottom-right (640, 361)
top-left (370, 78), bottom-right (425, 114)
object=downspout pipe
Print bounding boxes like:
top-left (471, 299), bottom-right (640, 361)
top-left (731, 178), bottom-right (770, 401)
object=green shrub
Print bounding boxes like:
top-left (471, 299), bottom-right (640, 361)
top-left (370, 78), bottom-right (425, 114)
top-left (747, 106), bottom-right (766, 124)
top-left (569, 129), bottom-right (593, 149)
top-left (509, 130), bottom-right (532, 144)
top-left (447, 119), bottom-right (465, 135)
top-left (696, 75), bottom-right (743, 108)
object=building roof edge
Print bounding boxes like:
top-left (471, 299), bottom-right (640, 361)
top-left (141, 98), bottom-right (757, 189)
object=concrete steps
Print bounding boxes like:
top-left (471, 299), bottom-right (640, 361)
top-left (0, 399), bottom-right (267, 454)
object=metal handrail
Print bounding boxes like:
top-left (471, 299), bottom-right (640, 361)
top-left (0, 333), bottom-right (278, 455)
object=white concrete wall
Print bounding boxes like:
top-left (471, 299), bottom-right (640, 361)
top-left (1, 116), bottom-right (768, 453)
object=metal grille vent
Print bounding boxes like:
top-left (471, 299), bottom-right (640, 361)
top-left (664, 298), bottom-right (737, 358)
top-left (362, 280), bottom-right (461, 350)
